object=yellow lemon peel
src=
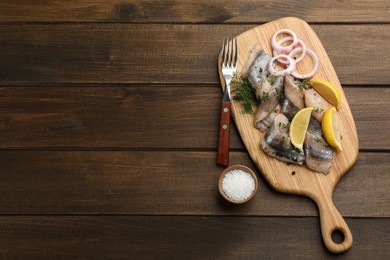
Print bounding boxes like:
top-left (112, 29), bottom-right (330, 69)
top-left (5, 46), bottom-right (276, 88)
top-left (322, 107), bottom-right (342, 152)
top-left (309, 78), bottom-right (341, 110)
top-left (290, 107), bottom-right (314, 151)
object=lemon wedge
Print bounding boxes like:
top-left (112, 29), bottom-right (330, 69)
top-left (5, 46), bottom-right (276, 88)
top-left (309, 78), bottom-right (341, 110)
top-left (290, 107), bottom-right (314, 151)
top-left (322, 107), bottom-right (342, 152)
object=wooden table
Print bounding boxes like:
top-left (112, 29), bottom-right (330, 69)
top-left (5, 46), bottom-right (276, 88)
top-left (0, 1), bottom-right (389, 258)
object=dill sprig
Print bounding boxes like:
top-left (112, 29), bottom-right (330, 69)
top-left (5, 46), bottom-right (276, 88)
top-left (276, 85), bottom-right (284, 102)
top-left (261, 91), bottom-right (269, 102)
top-left (296, 77), bottom-right (313, 90)
top-left (267, 74), bottom-right (275, 85)
top-left (230, 73), bottom-right (259, 114)
top-left (314, 107), bottom-right (324, 114)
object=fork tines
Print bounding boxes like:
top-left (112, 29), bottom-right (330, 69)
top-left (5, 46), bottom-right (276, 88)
top-left (222, 38), bottom-right (237, 68)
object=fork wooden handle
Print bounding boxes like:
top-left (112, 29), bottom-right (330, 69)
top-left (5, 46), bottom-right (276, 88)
top-left (217, 101), bottom-right (231, 166)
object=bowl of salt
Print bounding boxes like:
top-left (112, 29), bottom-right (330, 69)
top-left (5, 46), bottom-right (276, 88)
top-left (218, 165), bottom-right (258, 204)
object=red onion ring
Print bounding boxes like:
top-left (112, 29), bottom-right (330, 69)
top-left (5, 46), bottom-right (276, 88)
top-left (268, 54), bottom-right (296, 77)
top-left (291, 47), bottom-right (319, 79)
top-left (271, 29), bottom-right (298, 54)
top-left (273, 37), bottom-right (307, 64)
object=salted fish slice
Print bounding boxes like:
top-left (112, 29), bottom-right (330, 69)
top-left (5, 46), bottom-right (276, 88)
top-left (281, 76), bottom-right (305, 120)
top-left (241, 45), bottom-right (263, 77)
top-left (248, 50), bottom-right (272, 99)
top-left (256, 104), bottom-right (281, 132)
top-left (260, 114), bottom-right (305, 165)
top-left (304, 118), bottom-right (334, 174)
top-left (254, 75), bottom-right (284, 132)
top-left (304, 88), bottom-right (330, 122)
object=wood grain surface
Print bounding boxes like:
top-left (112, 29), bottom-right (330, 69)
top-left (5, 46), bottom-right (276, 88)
top-left (0, 216), bottom-right (388, 259)
top-left (0, 24), bottom-right (388, 85)
top-left (0, 0), bottom-right (389, 23)
top-left (0, 86), bottom-right (388, 150)
top-left (0, 151), bottom-right (387, 217)
top-left (0, 1), bottom-right (388, 258)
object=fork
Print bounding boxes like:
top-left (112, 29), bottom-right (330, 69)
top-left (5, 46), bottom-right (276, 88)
top-left (217, 38), bottom-right (237, 166)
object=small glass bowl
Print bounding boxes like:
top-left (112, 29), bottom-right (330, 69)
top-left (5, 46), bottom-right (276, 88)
top-left (218, 165), bottom-right (258, 204)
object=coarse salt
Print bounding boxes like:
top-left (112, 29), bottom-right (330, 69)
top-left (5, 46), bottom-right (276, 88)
top-left (221, 169), bottom-right (256, 202)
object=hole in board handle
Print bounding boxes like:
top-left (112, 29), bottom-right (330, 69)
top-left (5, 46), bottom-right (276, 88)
top-left (331, 229), bottom-right (345, 244)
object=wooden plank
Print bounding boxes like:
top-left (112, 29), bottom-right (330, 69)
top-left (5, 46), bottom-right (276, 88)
top-left (0, 86), bottom-right (388, 150)
top-left (0, 1), bottom-right (389, 23)
top-left (0, 150), bottom-right (387, 217)
top-left (346, 87), bottom-right (390, 151)
top-left (0, 24), bottom-right (388, 85)
top-left (0, 216), bottom-right (388, 258)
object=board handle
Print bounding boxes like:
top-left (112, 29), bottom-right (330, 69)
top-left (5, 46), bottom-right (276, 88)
top-left (316, 195), bottom-right (353, 253)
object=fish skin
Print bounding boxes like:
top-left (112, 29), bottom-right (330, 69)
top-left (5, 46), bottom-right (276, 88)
top-left (304, 118), bottom-right (333, 174)
top-left (281, 97), bottom-right (299, 121)
top-left (241, 45), bottom-right (263, 78)
top-left (248, 51), bottom-right (271, 95)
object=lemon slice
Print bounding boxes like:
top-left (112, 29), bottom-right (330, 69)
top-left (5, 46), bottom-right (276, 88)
top-left (322, 107), bottom-right (342, 152)
top-left (290, 107), bottom-right (314, 151)
top-left (309, 78), bottom-right (341, 110)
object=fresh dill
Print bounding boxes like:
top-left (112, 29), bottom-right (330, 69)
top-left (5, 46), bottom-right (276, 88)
top-left (267, 74), bottom-right (275, 85)
top-left (276, 86), bottom-right (284, 102)
top-left (257, 68), bottom-right (263, 79)
top-left (230, 73), bottom-right (259, 114)
top-left (314, 107), bottom-right (324, 114)
top-left (278, 122), bottom-right (288, 129)
top-left (314, 136), bottom-right (322, 143)
top-left (297, 77), bottom-right (313, 90)
top-left (262, 91), bottom-right (269, 102)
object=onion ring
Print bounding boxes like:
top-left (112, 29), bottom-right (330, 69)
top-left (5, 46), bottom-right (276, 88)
top-left (268, 54), bottom-right (296, 77)
top-left (271, 29), bottom-right (298, 54)
top-left (273, 37), bottom-right (307, 64)
top-left (291, 48), bottom-right (319, 79)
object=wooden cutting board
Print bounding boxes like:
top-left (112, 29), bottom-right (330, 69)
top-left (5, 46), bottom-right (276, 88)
top-left (218, 17), bottom-right (359, 253)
